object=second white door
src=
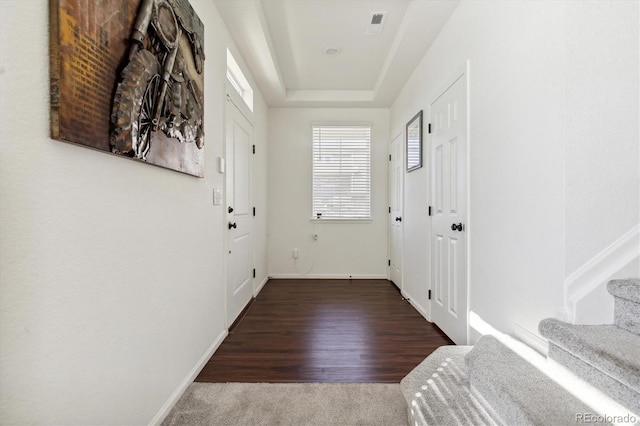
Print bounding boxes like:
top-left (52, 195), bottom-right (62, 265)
top-left (225, 92), bottom-right (254, 327)
top-left (389, 133), bottom-right (403, 287)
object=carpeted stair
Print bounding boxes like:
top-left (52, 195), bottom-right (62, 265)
top-left (538, 320), bottom-right (640, 414)
top-left (465, 335), bottom-right (604, 426)
top-left (400, 346), bottom-right (500, 426)
top-left (539, 279), bottom-right (640, 415)
top-left (609, 279), bottom-right (640, 335)
top-left (401, 278), bottom-right (640, 425)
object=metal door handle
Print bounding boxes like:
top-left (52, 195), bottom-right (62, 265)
top-left (451, 223), bottom-right (463, 232)
top-left (395, 217), bottom-right (402, 222)
top-left (228, 222), bottom-right (237, 229)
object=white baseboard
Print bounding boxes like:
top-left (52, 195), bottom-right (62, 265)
top-left (254, 275), bottom-right (269, 296)
top-left (564, 225), bottom-right (640, 323)
top-left (402, 290), bottom-right (430, 322)
top-left (268, 274), bottom-right (388, 280)
top-left (149, 329), bottom-right (228, 425)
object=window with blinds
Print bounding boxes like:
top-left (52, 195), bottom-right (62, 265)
top-left (312, 125), bottom-right (371, 220)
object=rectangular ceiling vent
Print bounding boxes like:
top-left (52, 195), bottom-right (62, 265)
top-left (367, 12), bottom-right (387, 35)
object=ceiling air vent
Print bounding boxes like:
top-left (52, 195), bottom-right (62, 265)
top-left (371, 14), bottom-right (384, 25)
top-left (367, 11), bottom-right (387, 35)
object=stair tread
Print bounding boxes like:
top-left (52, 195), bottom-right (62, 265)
top-left (465, 335), bottom-right (601, 426)
top-left (539, 319), bottom-right (640, 391)
top-left (608, 279), bottom-right (640, 303)
top-left (401, 345), bottom-right (500, 426)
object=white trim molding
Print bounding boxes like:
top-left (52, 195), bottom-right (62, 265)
top-left (268, 274), bottom-right (388, 280)
top-left (563, 225), bottom-right (640, 323)
top-left (402, 290), bottom-right (430, 322)
top-left (514, 323), bottom-right (548, 356)
top-left (149, 329), bottom-right (228, 425)
top-left (254, 275), bottom-right (269, 296)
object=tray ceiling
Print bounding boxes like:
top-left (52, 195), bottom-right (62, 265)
top-left (215, 0), bottom-right (459, 107)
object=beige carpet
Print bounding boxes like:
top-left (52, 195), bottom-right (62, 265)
top-left (161, 382), bottom-right (408, 426)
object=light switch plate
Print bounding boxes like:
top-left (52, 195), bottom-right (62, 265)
top-left (213, 188), bottom-right (223, 205)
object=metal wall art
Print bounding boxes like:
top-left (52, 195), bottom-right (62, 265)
top-left (50, 0), bottom-right (205, 177)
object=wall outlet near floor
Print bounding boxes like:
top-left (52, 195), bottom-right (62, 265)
top-left (293, 248), bottom-right (299, 259)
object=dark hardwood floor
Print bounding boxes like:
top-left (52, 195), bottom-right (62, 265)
top-left (196, 279), bottom-right (454, 383)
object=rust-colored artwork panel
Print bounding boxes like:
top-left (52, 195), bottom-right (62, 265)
top-left (49, 0), bottom-right (205, 177)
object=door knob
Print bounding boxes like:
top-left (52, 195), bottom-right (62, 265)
top-left (228, 222), bottom-right (237, 229)
top-left (228, 206), bottom-right (234, 213)
top-left (395, 217), bottom-right (402, 222)
top-left (451, 223), bottom-right (463, 232)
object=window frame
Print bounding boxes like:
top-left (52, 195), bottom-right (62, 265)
top-left (226, 49), bottom-right (254, 112)
top-left (311, 122), bottom-right (373, 222)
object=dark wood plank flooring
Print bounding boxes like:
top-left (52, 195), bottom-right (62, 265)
top-left (196, 279), bottom-right (454, 383)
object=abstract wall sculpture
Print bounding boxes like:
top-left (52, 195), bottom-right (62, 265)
top-left (50, 0), bottom-right (205, 177)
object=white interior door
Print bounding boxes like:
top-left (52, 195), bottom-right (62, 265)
top-left (225, 92), bottom-right (253, 327)
top-left (430, 71), bottom-right (468, 345)
top-left (389, 134), bottom-right (403, 287)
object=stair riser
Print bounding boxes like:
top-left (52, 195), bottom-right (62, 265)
top-left (468, 371), bottom-right (604, 426)
top-left (466, 336), bottom-right (603, 426)
top-left (614, 296), bottom-right (640, 335)
top-left (468, 378), bottom-right (533, 425)
top-left (548, 344), bottom-right (640, 414)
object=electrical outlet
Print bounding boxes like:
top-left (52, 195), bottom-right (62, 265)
top-left (293, 248), bottom-right (299, 259)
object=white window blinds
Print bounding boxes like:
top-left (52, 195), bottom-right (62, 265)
top-left (312, 125), bottom-right (371, 219)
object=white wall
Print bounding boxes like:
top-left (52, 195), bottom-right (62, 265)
top-left (391, 0), bottom-right (639, 341)
top-left (564, 1), bottom-right (639, 275)
top-left (0, 1), bottom-right (268, 424)
top-left (268, 108), bottom-right (390, 278)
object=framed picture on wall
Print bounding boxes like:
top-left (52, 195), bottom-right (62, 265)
top-left (406, 111), bottom-right (423, 172)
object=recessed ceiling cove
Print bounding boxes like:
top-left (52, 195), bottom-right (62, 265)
top-left (215, 0), bottom-right (460, 107)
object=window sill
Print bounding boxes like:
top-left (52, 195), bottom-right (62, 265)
top-left (310, 218), bottom-right (372, 223)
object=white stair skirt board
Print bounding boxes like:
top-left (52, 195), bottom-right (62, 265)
top-left (564, 225), bottom-right (640, 324)
top-left (513, 323), bottom-right (549, 356)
